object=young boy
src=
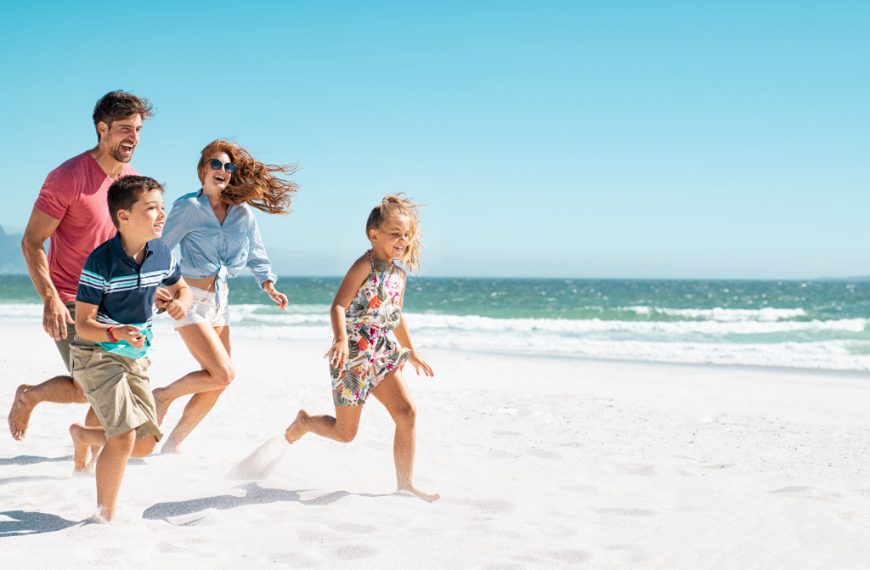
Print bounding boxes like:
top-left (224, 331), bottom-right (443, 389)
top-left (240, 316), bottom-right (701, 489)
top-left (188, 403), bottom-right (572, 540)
top-left (68, 175), bottom-right (191, 522)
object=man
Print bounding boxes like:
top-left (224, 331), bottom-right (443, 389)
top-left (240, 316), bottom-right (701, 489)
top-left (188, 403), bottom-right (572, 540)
top-left (8, 91), bottom-right (153, 441)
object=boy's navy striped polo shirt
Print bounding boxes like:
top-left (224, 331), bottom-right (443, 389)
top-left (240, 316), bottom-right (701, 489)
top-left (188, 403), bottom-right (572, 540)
top-left (76, 233), bottom-right (181, 330)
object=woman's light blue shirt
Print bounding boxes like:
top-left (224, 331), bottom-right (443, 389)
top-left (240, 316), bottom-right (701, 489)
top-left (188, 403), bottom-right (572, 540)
top-left (162, 190), bottom-right (276, 288)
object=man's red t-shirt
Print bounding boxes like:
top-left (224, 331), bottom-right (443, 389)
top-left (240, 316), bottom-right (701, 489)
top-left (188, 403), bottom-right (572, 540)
top-left (34, 152), bottom-right (137, 303)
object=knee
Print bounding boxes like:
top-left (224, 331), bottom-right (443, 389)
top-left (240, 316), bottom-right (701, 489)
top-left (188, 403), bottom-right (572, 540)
top-left (335, 424), bottom-right (359, 444)
top-left (131, 436), bottom-right (158, 458)
top-left (393, 402), bottom-right (417, 428)
top-left (107, 430), bottom-right (136, 450)
top-left (209, 363), bottom-right (236, 388)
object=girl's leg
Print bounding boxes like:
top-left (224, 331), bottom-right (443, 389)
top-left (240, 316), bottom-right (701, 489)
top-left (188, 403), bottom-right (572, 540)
top-left (371, 371), bottom-right (440, 502)
top-left (158, 326), bottom-right (233, 453)
top-left (285, 405), bottom-right (363, 444)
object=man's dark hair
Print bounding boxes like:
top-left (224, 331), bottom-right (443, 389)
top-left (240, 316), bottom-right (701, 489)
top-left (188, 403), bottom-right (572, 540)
top-left (92, 91), bottom-right (153, 142)
top-left (107, 176), bottom-right (164, 228)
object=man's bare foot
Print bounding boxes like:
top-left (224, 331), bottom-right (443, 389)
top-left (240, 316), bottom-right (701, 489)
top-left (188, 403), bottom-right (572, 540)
top-left (284, 410), bottom-right (310, 444)
top-left (397, 485), bottom-right (441, 503)
top-left (153, 388), bottom-right (172, 425)
top-left (160, 442), bottom-right (182, 455)
top-left (8, 384), bottom-right (35, 440)
top-left (69, 424), bottom-right (91, 473)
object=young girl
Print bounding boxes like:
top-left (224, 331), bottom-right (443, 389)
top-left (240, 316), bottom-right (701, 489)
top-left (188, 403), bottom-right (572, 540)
top-left (284, 195), bottom-right (439, 502)
top-left (154, 139), bottom-right (297, 453)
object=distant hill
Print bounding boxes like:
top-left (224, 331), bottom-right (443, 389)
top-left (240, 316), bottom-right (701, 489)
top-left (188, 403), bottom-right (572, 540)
top-left (0, 227), bottom-right (25, 274)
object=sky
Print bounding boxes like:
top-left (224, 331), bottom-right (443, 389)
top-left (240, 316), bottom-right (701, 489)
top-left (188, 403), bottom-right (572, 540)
top-left (1, 1), bottom-right (867, 279)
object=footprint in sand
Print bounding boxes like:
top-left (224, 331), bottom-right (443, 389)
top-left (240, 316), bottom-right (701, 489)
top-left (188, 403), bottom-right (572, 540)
top-left (769, 486), bottom-right (842, 501)
top-left (605, 544), bottom-right (650, 563)
top-left (445, 497), bottom-right (518, 515)
top-left (557, 484), bottom-right (602, 496)
top-left (611, 463), bottom-right (656, 476)
top-left (271, 551), bottom-right (319, 568)
top-left (526, 447), bottom-right (563, 460)
top-left (332, 522), bottom-right (380, 534)
top-left (594, 507), bottom-right (662, 517)
top-left (544, 549), bottom-right (593, 563)
top-left (330, 543), bottom-right (380, 561)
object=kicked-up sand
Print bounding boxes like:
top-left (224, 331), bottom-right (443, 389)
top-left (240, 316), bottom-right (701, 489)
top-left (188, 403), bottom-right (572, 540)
top-left (2, 322), bottom-right (870, 569)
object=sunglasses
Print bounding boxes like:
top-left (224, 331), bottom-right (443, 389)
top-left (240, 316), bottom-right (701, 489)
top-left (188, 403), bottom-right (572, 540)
top-left (209, 158), bottom-right (236, 173)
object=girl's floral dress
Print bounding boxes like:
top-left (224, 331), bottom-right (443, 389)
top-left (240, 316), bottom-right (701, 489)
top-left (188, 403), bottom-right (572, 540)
top-left (331, 252), bottom-right (410, 406)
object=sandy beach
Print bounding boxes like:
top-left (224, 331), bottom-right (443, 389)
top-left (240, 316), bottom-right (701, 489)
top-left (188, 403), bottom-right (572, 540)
top-left (2, 321), bottom-right (870, 569)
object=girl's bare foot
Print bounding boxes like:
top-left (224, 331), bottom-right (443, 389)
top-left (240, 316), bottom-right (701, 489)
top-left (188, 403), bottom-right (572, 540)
top-left (8, 384), bottom-right (35, 440)
top-left (397, 485), bottom-right (441, 503)
top-left (284, 410), bottom-right (310, 444)
top-left (69, 424), bottom-right (91, 473)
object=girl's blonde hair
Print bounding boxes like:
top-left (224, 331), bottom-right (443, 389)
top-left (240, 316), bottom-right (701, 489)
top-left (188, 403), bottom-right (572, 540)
top-left (366, 194), bottom-right (423, 271)
top-left (197, 139), bottom-right (298, 215)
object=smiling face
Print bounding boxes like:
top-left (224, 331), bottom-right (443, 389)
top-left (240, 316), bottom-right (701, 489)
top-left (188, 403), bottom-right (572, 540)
top-left (97, 114), bottom-right (143, 163)
top-left (202, 151), bottom-right (233, 197)
top-left (368, 214), bottom-right (412, 262)
top-left (117, 189), bottom-right (166, 241)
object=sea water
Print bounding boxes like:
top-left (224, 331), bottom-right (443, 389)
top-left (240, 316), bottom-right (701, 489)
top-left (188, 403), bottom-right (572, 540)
top-left (2, 275), bottom-right (868, 372)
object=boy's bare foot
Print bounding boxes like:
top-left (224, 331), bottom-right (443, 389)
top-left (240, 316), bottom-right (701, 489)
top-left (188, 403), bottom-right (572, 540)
top-left (284, 410), bottom-right (310, 444)
top-left (8, 384), bottom-right (35, 440)
top-left (397, 485), bottom-right (441, 503)
top-left (69, 424), bottom-right (91, 473)
top-left (153, 388), bottom-right (172, 425)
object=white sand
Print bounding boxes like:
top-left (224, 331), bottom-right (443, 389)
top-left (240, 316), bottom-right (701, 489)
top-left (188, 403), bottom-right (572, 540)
top-left (2, 322), bottom-right (870, 569)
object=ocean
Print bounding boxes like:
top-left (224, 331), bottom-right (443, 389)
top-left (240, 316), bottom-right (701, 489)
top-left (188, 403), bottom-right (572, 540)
top-left (1, 275), bottom-right (868, 372)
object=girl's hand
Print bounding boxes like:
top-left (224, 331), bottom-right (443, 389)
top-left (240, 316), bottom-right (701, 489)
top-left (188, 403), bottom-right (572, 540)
top-left (325, 339), bottom-right (349, 371)
top-left (263, 281), bottom-right (288, 310)
top-left (407, 351), bottom-right (434, 377)
top-left (115, 325), bottom-right (145, 348)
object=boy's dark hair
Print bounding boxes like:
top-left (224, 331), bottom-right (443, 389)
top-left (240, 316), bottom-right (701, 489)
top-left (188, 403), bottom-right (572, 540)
top-left (107, 176), bottom-right (164, 228)
top-left (92, 91), bottom-right (153, 142)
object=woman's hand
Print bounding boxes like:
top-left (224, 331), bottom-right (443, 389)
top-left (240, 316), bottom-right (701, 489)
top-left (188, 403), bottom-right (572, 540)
top-left (263, 281), bottom-right (288, 310)
top-left (325, 338), bottom-right (350, 371)
top-left (407, 350), bottom-right (434, 377)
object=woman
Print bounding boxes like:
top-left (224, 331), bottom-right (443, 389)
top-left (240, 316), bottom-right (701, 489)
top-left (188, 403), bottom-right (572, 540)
top-left (155, 139), bottom-right (297, 452)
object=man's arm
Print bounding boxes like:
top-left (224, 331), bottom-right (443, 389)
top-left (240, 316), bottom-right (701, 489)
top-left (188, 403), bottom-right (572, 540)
top-left (21, 206), bottom-right (71, 340)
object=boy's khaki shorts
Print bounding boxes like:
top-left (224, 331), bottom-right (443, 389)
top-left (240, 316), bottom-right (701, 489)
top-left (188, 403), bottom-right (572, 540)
top-left (70, 343), bottom-right (162, 441)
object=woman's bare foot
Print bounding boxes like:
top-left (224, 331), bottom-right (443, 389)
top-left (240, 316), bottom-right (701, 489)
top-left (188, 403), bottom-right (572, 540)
top-left (8, 384), bottom-right (35, 440)
top-left (153, 388), bottom-right (173, 425)
top-left (160, 441), bottom-right (183, 454)
top-left (397, 485), bottom-right (441, 503)
top-left (284, 410), bottom-right (310, 444)
top-left (69, 424), bottom-right (92, 473)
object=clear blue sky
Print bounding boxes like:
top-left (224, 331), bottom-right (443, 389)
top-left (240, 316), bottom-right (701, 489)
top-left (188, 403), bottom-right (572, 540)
top-left (1, 1), bottom-right (867, 278)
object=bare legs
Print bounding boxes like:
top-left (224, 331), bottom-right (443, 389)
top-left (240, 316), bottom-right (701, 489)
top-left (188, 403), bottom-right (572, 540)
top-left (154, 324), bottom-right (233, 453)
top-left (69, 424), bottom-right (158, 521)
top-left (285, 371), bottom-right (439, 502)
top-left (8, 375), bottom-right (86, 440)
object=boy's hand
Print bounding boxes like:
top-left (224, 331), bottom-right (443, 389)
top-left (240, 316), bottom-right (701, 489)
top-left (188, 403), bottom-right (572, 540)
top-left (115, 325), bottom-right (145, 348)
top-left (263, 281), bottom-right (288, 310)
top-left (407, 351), bottom-right (434, 377)
top-left (165, 298), bottom-right (188, 321)
top-left (325, 338), bottom-right (349, 371)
